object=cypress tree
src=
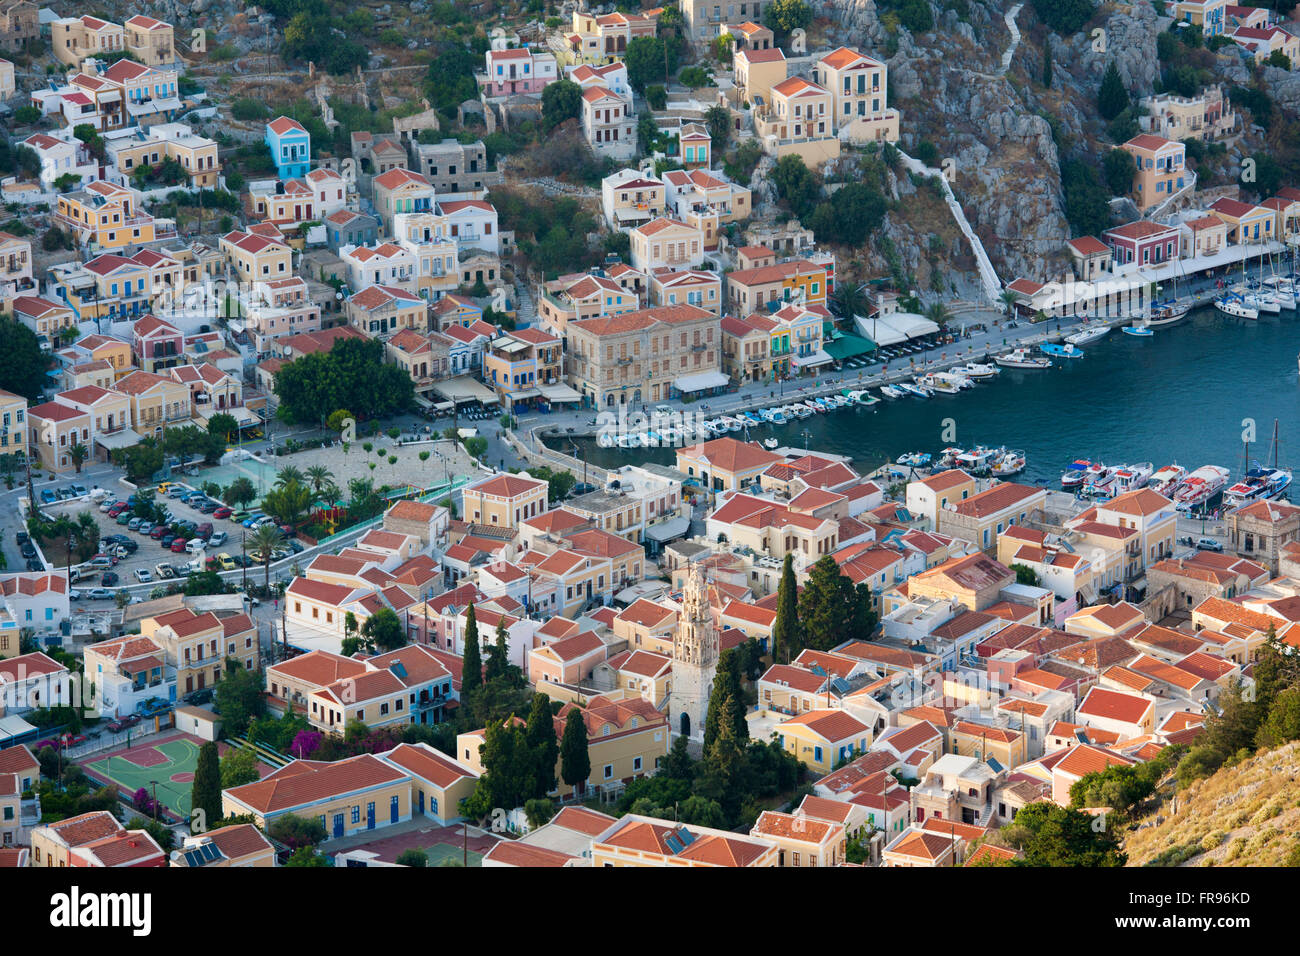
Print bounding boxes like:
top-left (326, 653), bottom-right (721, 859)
top-left (462, 603), bottom-right (482, 698)
top-left (191, 741), bottom-right (222, 830)
top-left (485, 613), bottom-right (509, 684)
top-left (560, 708), bottom-right (590, 794)
top-left (1097, 61), bottom-right (1128, 121)
top-left (771, 553), bottom-right (802, 664)
top-left (702, 649), bottom-right (748, 759)
top-left (526, 692), bottom-right (558, 798)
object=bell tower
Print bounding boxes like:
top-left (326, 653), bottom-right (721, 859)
top-left (669, 566), bottom-right (719, 740)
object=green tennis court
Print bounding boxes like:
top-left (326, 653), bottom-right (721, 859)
top-left (423, 843), bottom-right (483, 867)
top-left (84, 736), bottom-right (204, 822)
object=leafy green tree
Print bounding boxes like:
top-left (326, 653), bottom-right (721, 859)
top-left (1060, 158), bottom-right (1112, 237)
top-left (224, 477), bottom-right (257, 509)
top-left (1102, 147), bottom-right (1135, 196)
top-left (462, 603), bottom-right (483, 697)
top-left (797, 555), bottom-right (876, 651)
top-left (541, 79), bottom-right (583, 131)
top-left (1010, 563), bottom-right (1041, 587)
top-left (1098, 61), bottom-right (1129, 121)
top-left (0, 315), bottom-right (48, 401)
top-left (765, 0), bottom-right (812, 38)
top-left (397, 848), bottom-right (428, 867)
top-left (772, 155), bottom-right (819, 217)
top-left (694, 693), bottom-right (748, 821)
top-left (662, 734), bottom-right (695, 782)
top-left (220, 746), bottom-right (261, 788)
top-left (207, 412), bottom-right (239, 444)
top-left (705, 104), bottom-right (732, 149)
top-left (284, 846), bottom-right (329, 866)
top-left (213, 657), bottom-right (265, 737)
top-left (183, 569), bottom-right (227, 597)
top-left (526, 465), bottom-right (576, 503)
top-left (274, 337), bottom-right (414, 425)
top-left (1032, 0), bottom-right (1096, 34)
top-left (260, 479), bottom-right (313, 526)
top-left (1002, 802), bottom-right (1125, 866)
top-left (361, 607), bottom-right (406, 652)
top-left (268, 813), bottom-right (327, 850)
top-left (485, 616), bottom-right (510, 684)
top-left (425, 44), bottom-right (479, 112)
top-left (625, 36), bottom-right (679, 92)
top-left (191, 742), bottom-right (223, 828)
top-left (560, 707), bottom-right (590, 793)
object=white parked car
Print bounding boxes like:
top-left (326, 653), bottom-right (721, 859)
top-left (134, 568), bottom-right (153, 583)
top-left (186, 539), bottom-right (207, 555)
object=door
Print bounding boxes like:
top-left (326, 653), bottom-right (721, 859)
top-left (417, 790), bottom-right (425, 815)
top-left (333, 813), bottom-right (344, 838)
top-left (390, 796), bottom-right (399, 824)
top-left (197, 671), bottom-right (205, 690)
top-left (679, 712), bottom-right (690, 738)
top-left (367, 803), bottom-right (375, 830)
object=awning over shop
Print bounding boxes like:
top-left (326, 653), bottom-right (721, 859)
top-left (507, 388), bottom-right (541, 403)
top-left (673, 371), bottom-right (729, 393)
top-left (792, 348), bottom-right (833, 368)
top-left (94, 429), bottom-right (143, 450)
top-left (644, 515), bottom-right (690, 542)
top-left (413, 394), bottom-right (434, 410)
top-left (127, 96), bottom-right (181, 116)
top-left (194, 404), bottom-right (260, 427)
top-left (433, 376), bottom-right (498, 405)
top-left (539, 383), bottom-right (582, 403)
top-left (824, 334), bottom-right (875, 359)
top-left (854, 314), bottom-right (907, 345)
top-left (432, 401), bottom-right (456, 413)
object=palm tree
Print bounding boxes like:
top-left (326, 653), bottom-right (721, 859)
top-left (74, 511), bottom-right (99, 562)
top-left (69, 443), bottom-right (88, 474)
top-left (247, 524), bottom-right (286, 590)
top-left (274, 465), bottom-right (304, 488)
top-left (304, 465), bottom-right (334, 500)
top-left (998, 289), bottom-right (1019, 317)
top-left (832, 280), bottom-right (870, 323)
top-left (924, 301), bottom-right (952, 330)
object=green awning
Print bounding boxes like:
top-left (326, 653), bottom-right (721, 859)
top-left (824, 334), bottom-right (875, 359)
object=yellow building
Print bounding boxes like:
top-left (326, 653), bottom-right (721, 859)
top-left (222, 754), bottom-right (413, 836)
top-left (776, 709), bottom-right (874, 775)
top-left (750, 809), bottom-right (847, 867)
top-left (462, 471), bottom-right (549, 529)
top-left (111, 369), bottom-right (192, 437)
top-left (734, 47), bottom-right (787, 106)
top-left (26, 400), bottom-right (90, 473)
top-left (141, 608), bottom-right (257, 697)
top-left (1121, 134), bottom-right (1188, 213)
top-left (56, 181), bottom-right (155, 250)
top-left (52, 14), bottom-right (124, 67)
top-left (219, 229), bottom-right (293, 284)
top-left (124, 14), bottom-right (175, 66)
top-left (0, 389), bottom-right (26, 461)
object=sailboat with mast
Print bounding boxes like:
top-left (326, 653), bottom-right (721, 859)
top-left (1224, 419), bottom-right (1292, 506)
top-left (1146, 264), bottom-right (1193, 328)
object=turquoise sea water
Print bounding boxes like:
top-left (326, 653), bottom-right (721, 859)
top-left (562, 306), bottom-right (1300, 486)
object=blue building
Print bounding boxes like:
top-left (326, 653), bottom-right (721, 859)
top-left (265, 116), bottom-right (311, 180)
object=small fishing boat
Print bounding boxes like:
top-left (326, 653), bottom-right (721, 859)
top-left (1066, 326), bottom-right (1110, 346)
top-left (991, 449), bottom-right (1027, 476)
top-left (1122, 325), bottom-right (1154, 337)
top-left (741, 411), bottom-right (763, 427)
top-left (937, 447), bottom-right (966, 468)
top-left (1040, 342), bottom-right (1085, 359)
top-left (896, 451), bottom-right (933, 467)
top-left (996, 347), bottom-right (1052, 369)
top-left (765, 407), bottom-right (788, 425)
top-left (848, 390), bottom-right (879, 407)
top-left (897, 382), bottom-right (930, 398)
top-left (762, 438), bottom-right (779, 450)
top-left (1146, 300), bottom-right (1193, 328)
top-left (958, 362), bottom-right (1000, 379)
top-left (956, 446), bottom-right (1001, 474)
top-left (787, 403), bottom-right (812, 419)
top-left (917, 373), bottom-right (961, 394)
top-left (1061, 459), bottom-right (1095, 489)
top-left (880, 385), bottom-right (906, 399)
top-left (1149, 464), bottom-right (1186, 497)
top-left (1215, 294), bottom-right (1258, 320)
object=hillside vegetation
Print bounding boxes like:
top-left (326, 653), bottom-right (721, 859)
top-left (1125, 741), bottom-right (1300, 867)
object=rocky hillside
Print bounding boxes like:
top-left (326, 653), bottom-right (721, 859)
top-left (1124, 741), bottom-right (1300, 867)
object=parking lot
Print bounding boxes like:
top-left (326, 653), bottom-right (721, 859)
top-left (36, 480), bottom-right (302, 604)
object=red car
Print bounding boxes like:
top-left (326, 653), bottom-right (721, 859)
top-left (213, 507), bottom-right (232, 519)
top-left (107, 504), bottom-right (126, 517)
top-left (150, 525), bottom-right (168, 539)
top-left (170, 538), bottom-right (189, 553)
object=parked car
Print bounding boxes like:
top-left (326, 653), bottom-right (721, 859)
top-left (40, 489), bottom-right (57, 503)
top-left (186, 538), bottom-right (207, 554)
top-left (213, 507), bottom-right (233, 519)
top-left (62, 733), bottom-right (88, 747)
top-left (70, 483), bottom-right (87, 497)
top-left (241, 513), bottom-right (267, 528)
top-left (208, 531), bottom-right (228, 547)
top-left (171, 538), bottom-right (190, 553)
top-left (86, 587), bottom-right (113, 600)
top-left (86, 555), bottom-right (114, 569)
top-left (167, 485), bottom-right (190, 499)
top-left (20, 543), bottom-right (35, 559)
top-left (137, 522), bottom-right (153, 535)
top-left (26, 558), bottom-right (43, 571)
top-left (134, 568), bottom-right (153, 583)
top-left (70, 588), bottom-right (85, 601)
top-left (195, 522), bottom-right (213, 540)
top-left (231, 511), bottom-right (251, 523)
top-left (100, 571), bottom-right (119, 586)
top-left (1196, 537), bottom-right (1224, 553)
top-left (115, 512), bottom-right (132, 526)
top-left (117, 539), bottom-right (139, 553)
top-left (216, 553), bottom-right (238, 571)
top-left (278, 524), bottom-right (296, 537)
top-left (99, 500), bottom-right (115, 513)
top-left (155, 564), bottom-right (176, 579)
top-left (150, 525), bottom-right (168, 539)
top-left (106, 714), bottom-right (142, 733)
top-left (289, 540), bottom-right (305, 554)
top-left (197, 500), bottom-right (219, 514)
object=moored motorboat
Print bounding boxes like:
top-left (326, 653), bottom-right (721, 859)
top-left (1146, 300), bottom-right (1193, 327)
top-left (991, 449), bottom-right (1027, 476)
top-left (1172, 465), bottom-right (1231, 512)
top-left (1215, 294), bottom-right (1258, 320)
top-left (896, 451), bottom-right (933, 467)
top-left (1066, 325), bottom-right (1110, 346)
top-left (1149, 463), bottom-right (1186, 496)
top-left (880, 385), bottom-right (905, 399)
top-left (1041, 342), bottom-right (1085, 359)
top-left (996, 347), bottom-right (1052, 369)
top-left (1110, 462), bottom-right (1154, 495)
top-left (1122, 325), bottom-right (1154, 337)
top-left (958, 362), bottom-right (1001, 379)
top-left (897, 382), bottom-right (930, 398)
top-left (847, 389), bottom-right (879, 407)
top-left (1061, 459), bottom-right (1094, 489)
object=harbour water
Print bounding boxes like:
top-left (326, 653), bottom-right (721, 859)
top-left (559, 306), bottom-right (1300, 485)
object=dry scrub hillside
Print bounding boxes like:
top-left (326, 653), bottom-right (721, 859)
top-left (1125, 741), bottom-right (1300, 867)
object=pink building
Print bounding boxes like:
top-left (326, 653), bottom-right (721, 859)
top-left (1102, 220), bottom-right (1181, 267)
top-left (482, 48), bottom-right (558, 98)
